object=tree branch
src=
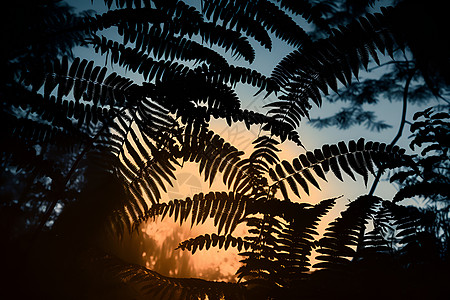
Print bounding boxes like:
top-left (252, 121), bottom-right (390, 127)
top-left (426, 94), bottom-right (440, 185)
top-left (369, 68), bottom-right (416, 196)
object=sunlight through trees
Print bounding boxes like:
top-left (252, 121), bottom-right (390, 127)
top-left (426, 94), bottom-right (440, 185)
top-left (1, 0), bottom-right (449, 299)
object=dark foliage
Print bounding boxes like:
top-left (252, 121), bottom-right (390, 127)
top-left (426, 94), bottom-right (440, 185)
top-left (1, 1), bottom-right (449, 300)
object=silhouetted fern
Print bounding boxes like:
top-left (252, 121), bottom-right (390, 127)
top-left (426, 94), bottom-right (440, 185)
top-left (269, 138), bottom-right (408, 199)
top-left (3, 1), bottom-right (449, 300)
top-left (141, 191), bottom-right (247, 235)
top-left (83, 247), bottom-right (246, 300)
top-left (314, 195), bottom-right (382, 270)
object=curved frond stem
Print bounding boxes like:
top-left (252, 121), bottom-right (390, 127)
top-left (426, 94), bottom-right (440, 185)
top-left (369, 67), bottom-right (416, 196)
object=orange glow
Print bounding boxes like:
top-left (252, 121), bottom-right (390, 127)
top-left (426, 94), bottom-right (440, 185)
top-left (142, 218), bottom-right (247, 282)
top-left (137, 120), bottom-right (377, 280)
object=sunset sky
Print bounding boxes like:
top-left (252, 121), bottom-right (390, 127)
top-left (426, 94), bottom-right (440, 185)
top-left (67, 0), bottom-right (438, 282)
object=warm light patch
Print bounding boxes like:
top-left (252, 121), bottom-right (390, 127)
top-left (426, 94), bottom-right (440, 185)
top-left (142, 215), bottom-right (247, 282)
top-left (136, 120), bottom-right (369, 281)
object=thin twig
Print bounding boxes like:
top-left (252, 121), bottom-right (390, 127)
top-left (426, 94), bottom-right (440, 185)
top-left (369, 68), bottom-right (416, 196)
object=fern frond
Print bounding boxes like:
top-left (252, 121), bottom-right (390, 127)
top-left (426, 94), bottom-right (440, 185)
top-left (180, 124), bottom-right (244, 187)
top-left (361, 228), bottom-right (392, 255)
top-left (268, 8), bottom-right (398, 129)
top-left (85, 6), bottom-right (162, 32)
top-left (83, 247), bottom-right (246, 300)
top-left (237, 197), bottom-right (337, 286)
top-left (199, 63), bottom-right (278, 92)
top-left (184, 105), bottom-right (301, 146)
top-left (381, 201), bottom-right (425, 247)
top-left (22, 56), bottom-right (136, 113)
top-left (150, 0), bottom-right (256, 63)
top-left (314, 195), bottom-right (382, 270)
top-left (276, 198), bottom-right (337, 278)
top-left (237, 213), bottom-right (285, 285)
top-left (112, 21), bottom-right (230, 67)
top-left (202, 0), bottom-right (272, 49)
top-left (176, 233), bottom-right (251, 254)
top-left (203, 0), bottom-right (311, 49)
top-left (269, 138), bottom-right (407, 199)
top-left (140, 192), bottom-right (248, 235)
top-left (91, 36), bottom-right (192, 82)
top-left (89, 101), bottom-right (180, 233)
top-left (274, 0), bottom-right (331, 32)
top-left (116, 133), bottom-right (177, 207)
top-left (393, 182), bottom-right (450, 203)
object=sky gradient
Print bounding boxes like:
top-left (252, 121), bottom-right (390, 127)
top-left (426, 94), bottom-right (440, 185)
top-left (66, 0), bottom-right (441, 281)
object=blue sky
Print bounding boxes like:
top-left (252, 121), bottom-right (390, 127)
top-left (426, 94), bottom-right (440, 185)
top-left (65, 0), bottom-right (441, 202)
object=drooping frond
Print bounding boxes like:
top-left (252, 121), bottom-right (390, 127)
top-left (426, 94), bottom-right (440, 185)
top-left (83, 247), bottom-right (246, 300)
top-left (236, 213), bottom-right (285, 285)
top-left (179, 123), bottom-right (244, 187)
top-left (202, 63), bottom-right (279, 92)
top-left (100, 108), bottom-right (179, 229)
top-left (314, 195), bottom-right (382, 270)
top-left (393, 182), bottom-right (450, 204)
top-left (360, 227), bottom-right (392, 257)
top-left (89, 36), bottom-right (194, 82)
top-left (22, 55), bottom-right (136, 109)
top-left (176, 233), bottom-right (251, 254)
top-left (409, 108), bottom-right (450, 153)
top-left (100, 0), bottom-right (151, 9)
top-left (140, 192), bottom-right (247, 235)
top-left (250, 136), bottom-right (281, 167)
top-left (89, 3), bottom-right (253, 63)
top-left (202, 0), bottom-right (312, 49)
top-left (202, 0), bottom-right (273, 50)
top-left (269, 138), bottom-right (408, 200)
top-left (223, 136), bottom-right (282, 195)
top-left (204, 106), bottom-right (301, 145)
top-left (152, 0), bottom-right (257, 63)
top-left (236, 197), bottom-right (338, 286)
top-left (89, 5), bottom-right (253, 65)
top-left (381, 201), bottom-right (427, 248)
top-left (275, 197), bottom-right (337, 278)
top-left (267, 7), bottom-right (398, 129)
top-left (391, 108), bottom-right (450, 203)
top-left (273, 0), bottom-right (331, 32)
top-left (272, 7), bottom-right (398, 88)
top-left (85, 6), bottom-right (163, 32)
